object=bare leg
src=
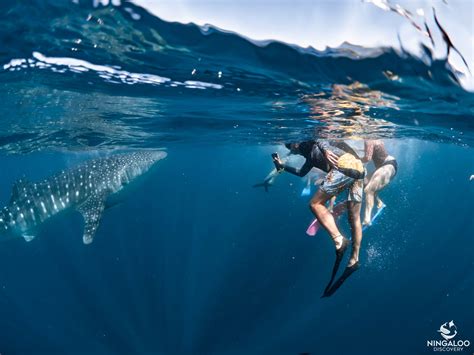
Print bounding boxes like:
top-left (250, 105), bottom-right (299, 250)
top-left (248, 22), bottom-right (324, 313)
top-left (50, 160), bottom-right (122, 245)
top-left (328, 195), bottom-right (336, 212)
top-left (363, 186), bottom-right (375, 226)
top-left (364, 171), bottom-right (372, 187)
top-left (363, 165), bottom-right (394, 225)
top-left (310, 190), bottom-right (343, 248)
top-left (347, 201), bottom-right (362, 266)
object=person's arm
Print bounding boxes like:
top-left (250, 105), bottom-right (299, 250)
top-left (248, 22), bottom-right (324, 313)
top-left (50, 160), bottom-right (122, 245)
top-left (335, 141), bottom-right (360, 159)
top-left (315, 139), bottom-right (331, 154)
top-left (362, 140), bottom-right (373, 163)
top-left (282, 160), bottom-right (313, 177)
top-left (316, 139), bottom-right (339, 167)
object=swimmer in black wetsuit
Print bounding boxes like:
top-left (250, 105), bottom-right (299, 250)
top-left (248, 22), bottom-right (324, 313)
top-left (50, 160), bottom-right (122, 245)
top-left (273, 140), bottom-right (365, 295)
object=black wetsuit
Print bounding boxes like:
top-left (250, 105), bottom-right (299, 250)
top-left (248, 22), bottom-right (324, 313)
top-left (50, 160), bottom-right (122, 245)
top-left (283, 140), bottom-right (360, 177)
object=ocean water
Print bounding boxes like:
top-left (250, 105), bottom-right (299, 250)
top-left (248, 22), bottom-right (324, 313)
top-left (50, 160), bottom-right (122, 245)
top-left (0, 1), bottom-right (473, 354)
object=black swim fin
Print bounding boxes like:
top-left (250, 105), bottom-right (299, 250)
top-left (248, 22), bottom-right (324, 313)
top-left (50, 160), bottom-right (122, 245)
top-left (322, 261), bottom-right (360, 298)
top-left (322, 237), bottom-right (350, 297)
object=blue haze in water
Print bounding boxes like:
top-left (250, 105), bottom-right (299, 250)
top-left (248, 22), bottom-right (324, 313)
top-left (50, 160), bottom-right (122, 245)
top-left (0, 1), bottom-right (473, 354)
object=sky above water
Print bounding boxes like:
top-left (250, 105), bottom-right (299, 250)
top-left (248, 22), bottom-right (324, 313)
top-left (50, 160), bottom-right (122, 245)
top-left (132, 0), bottom-right (474, 90)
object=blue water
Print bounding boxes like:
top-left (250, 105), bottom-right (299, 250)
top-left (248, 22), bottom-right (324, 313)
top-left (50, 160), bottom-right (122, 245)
top-left (0, 1), bottom-right (473, 354)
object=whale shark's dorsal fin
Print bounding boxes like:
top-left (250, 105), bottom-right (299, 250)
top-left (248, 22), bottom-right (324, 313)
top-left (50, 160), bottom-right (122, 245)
top-left (77, 193), bottom-right (106, 245)
top-left (10, 178), bottom-right (32, 204)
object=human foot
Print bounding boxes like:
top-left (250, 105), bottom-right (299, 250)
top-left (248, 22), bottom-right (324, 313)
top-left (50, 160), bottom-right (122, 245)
top-left (376, 200), bottom-right (385, 209)
top-left (347, 258), bottom-right (359, 268)
top-left (335, 236), bottom-right (350, 252)
top-left (333, 234), bottom-right (350, 250)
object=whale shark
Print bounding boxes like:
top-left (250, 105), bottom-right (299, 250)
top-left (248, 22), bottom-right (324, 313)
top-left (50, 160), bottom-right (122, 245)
top-left (0, 150), bottom-right (167, 244)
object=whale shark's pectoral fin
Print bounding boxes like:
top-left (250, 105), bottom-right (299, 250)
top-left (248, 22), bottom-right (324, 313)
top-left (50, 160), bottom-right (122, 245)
top-left (77, 194), bottom-right (106, 245)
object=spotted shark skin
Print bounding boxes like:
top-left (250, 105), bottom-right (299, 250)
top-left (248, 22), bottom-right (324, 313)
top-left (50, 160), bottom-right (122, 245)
top-left (0, 151), bottom-right (167, 244)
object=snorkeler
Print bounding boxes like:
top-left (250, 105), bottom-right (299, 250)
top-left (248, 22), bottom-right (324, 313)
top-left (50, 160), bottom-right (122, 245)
top-left (361, 140), bottom-right (397, 226)
top-left (272, 140), bottom-right (365, 295)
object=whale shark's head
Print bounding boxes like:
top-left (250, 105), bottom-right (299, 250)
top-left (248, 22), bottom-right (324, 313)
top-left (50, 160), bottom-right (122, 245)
top-left (148, 150), bottom-right (168, 164)
top-left (119, 150), bottom-right (167, 183)
top-left (134, 150), bottom-right (167, 169)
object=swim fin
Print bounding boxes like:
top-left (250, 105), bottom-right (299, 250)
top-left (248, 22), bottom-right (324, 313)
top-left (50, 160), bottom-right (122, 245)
top-left (322, 261), bottom-right (360, 298)
top-left (322, 237), bottom-right (350, 296)
top-left (301, 185), bottom-right (312, 197)
top-left (363, 204), bottom-right (386, 231)
top-left (306, 202), bottom-right (347, 237)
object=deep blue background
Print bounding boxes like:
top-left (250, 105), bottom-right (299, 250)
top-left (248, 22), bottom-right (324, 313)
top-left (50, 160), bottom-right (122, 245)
top-left (0, 140), bottom-right (472, 354)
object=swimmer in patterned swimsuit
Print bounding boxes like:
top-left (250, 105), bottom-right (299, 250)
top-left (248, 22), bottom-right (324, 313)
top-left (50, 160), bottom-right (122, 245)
top-left (362, 140), bottom-right (398, 226)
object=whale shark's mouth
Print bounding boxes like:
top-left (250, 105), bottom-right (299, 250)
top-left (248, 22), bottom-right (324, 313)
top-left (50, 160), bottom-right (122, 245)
top-left (152, 151), bottom-right (168, 161)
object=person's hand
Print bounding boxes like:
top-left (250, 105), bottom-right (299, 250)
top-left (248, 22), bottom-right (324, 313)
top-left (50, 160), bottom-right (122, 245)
top-left (272, 155), bottom-right (284, 171)
top-left (325, 150), bottom-right (339, 167)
